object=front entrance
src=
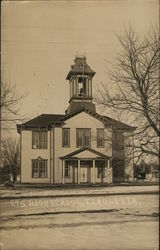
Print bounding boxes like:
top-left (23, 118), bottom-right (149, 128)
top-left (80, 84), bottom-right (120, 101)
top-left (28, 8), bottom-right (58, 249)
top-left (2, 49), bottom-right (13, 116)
top-left (62, 158), bottom-right (109, 184)
top-left (80, 160), bottom-right (92, 183)
top-left (80, 166), bottom-right (88, 183)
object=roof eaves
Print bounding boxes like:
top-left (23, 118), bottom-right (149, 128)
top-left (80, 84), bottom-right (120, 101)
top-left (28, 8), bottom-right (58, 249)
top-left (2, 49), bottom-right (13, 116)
top-left (103, 116), bottom-right (136, 130)
top-left (66, 70), bottom-right (95, 80)
top-left (63, 108), bottom-right (106, 124)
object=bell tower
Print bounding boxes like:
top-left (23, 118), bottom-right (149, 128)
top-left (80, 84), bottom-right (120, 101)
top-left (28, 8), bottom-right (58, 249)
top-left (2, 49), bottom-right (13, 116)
top-left (65, 56), bottom-right (96, 114)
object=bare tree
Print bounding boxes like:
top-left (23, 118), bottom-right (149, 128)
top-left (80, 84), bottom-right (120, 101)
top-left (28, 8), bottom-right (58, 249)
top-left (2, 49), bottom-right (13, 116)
top-left (0, 81), bottom-right (27, 147)
top-left (0, 137), bottom-right (20, 183)
top-left (96, 26), bottom-right (159, 161)
top-left (0, 80), bottom-right (26, 123)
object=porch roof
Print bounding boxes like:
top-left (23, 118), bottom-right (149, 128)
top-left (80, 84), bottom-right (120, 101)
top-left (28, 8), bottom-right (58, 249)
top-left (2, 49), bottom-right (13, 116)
top-left (60, 147), bottom-right (111, 159)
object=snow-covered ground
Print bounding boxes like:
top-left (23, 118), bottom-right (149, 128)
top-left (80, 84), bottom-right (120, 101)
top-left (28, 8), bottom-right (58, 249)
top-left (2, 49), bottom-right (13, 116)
top-left (0, 193), bottom-right (159, 250)
top-left (0, 211), bottom-right (159, 250)
top-left (0, 185), bottom-right (158, 198)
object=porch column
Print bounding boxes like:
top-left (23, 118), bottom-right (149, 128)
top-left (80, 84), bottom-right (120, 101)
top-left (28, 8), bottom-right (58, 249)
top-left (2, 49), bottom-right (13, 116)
top-left (78, 159), bottom-right (80, 184)
top-left (92, 160), bottom-right (95, 184)
top-left (107, 159), bottom-right (109, 183)
top-left (62, 160), bottom-right (65, 184)
top-left (107, 159), bottom-right (112, 183)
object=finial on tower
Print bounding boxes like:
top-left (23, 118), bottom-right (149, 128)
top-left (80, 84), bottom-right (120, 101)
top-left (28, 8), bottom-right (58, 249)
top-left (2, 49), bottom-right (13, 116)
top-left (74, 53), bottom-right (86, 60)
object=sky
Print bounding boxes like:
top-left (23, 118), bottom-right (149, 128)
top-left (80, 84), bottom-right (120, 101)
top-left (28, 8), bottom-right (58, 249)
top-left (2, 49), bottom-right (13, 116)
top-left (1, 0), bottom-right (159, 138)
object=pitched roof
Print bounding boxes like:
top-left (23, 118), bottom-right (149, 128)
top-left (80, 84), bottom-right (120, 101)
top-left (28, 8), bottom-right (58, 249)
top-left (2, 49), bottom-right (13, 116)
top-left (102, 115), bottom-right (135, 130)
top-left (17, 108), bottom-right (135, 132)
top-left (66, 56), bottom-right (95, 80)
top-left (20, 114), bottom-right (65, 127)
top-left (60, 147), bottom-right (111, 159)
top-left (63, 107), bottom-right (135, 130)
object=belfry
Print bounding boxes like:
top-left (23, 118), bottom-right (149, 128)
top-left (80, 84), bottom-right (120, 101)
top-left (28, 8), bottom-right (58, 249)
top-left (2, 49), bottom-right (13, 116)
top-left (66, 56), bottom-right (96, 114)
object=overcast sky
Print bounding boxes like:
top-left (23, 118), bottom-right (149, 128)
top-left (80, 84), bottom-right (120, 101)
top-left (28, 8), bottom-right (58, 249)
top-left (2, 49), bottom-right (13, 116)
top-left (1, 0), bottom-right (159, 138)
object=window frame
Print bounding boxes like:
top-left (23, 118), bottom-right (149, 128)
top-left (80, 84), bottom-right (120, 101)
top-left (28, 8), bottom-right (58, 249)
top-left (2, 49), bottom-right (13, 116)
top-left (97, 128), bottom-right (105, 148)
top-left (96, 160), bottom-right (105, 178)
top-left (76, 128), bottom-right (91, 148)
top-left (64, 161), bottom-right (70, 178)
top-left (32, 131), bottom-right (48, 149)
top-left (97, 166), bottom-right (105, 178)
top-left (32, 159), bottom-right (48, 178)
top-left (62, 128), bottom-right (70, 147)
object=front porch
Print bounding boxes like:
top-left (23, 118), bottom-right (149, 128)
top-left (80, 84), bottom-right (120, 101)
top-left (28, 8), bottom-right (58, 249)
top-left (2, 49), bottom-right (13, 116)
top-left (61, 159), bottom-right (112, 184)
top-left (60, 147), bottom-right (112, 184)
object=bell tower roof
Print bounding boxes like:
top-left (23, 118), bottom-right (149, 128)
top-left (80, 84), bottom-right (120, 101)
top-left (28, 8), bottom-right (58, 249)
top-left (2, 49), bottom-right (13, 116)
top-left (66, 56), bottom-right (95, 80)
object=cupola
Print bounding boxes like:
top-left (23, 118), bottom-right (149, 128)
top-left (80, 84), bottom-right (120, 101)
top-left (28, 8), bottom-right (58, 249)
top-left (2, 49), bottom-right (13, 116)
top-left (65, 56), bottom-right (96, 114)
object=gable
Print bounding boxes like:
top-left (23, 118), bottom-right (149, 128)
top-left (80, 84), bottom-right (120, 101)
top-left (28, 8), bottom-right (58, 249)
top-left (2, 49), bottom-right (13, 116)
top-left (73, 150), bottom-right (103, 159)
top-left (63, 111), bottom-right (104, 128)
top-left (61, 148), bottom-right (110, 159)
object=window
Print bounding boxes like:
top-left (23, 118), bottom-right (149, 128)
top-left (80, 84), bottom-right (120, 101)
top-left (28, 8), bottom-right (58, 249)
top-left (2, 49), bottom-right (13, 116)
top-left (39, 160), bottom-right (47, 178)
top-left (32, 131), bottom-right (47, 149)
top-left (96, 161), bottom-right (105, 178)
top-left (64, 161), bottom-right (70, 178)
top-left (97, 129), bottom-right (104, 148)
top-left (80, 63), bottom-right (84, 68)
top-left (32, 159), bottom-right (47, 178)
top-left (62, 128), bottom-right (70, 147)
top-left (76, 128), bottom-right (91, 147)
top-left (32, 160), bottom-right (39, 178)
top-left (97, 167), bottom-right (105, 178)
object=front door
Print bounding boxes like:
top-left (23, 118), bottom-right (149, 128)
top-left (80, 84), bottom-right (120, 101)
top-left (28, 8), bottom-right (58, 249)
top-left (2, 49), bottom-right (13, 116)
top-left (80, 161), bottom-right (91, 183)
top-left (80, 166), bottom-right (88, 183)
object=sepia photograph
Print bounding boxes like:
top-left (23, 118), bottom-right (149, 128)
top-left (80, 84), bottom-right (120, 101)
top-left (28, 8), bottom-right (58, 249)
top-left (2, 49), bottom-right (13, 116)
top-left (0, 0), bottom-right (159, 249)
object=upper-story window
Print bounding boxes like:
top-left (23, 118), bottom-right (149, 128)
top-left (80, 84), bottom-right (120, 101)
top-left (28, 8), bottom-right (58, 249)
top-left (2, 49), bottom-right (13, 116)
top-left (32, 131), bottom-right (47, 149)
top-left (97, 128), bottom-right (104, 148)
top-left (76, 128), bottom-right (91, 147)
top-left (62, 128), bottom-right (70, 147)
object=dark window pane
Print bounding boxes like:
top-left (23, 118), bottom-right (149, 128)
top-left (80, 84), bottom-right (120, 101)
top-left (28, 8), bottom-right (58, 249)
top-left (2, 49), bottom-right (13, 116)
top-left (32, 160), bottom-right (39, 177)
top-left (83, 129), bottom-right (90, 147)
top-left (96, 160), bottom-right (105, 178)
top-left (32, 132), bottom-right (39, 148)
top-left (39, 160), bottom-right (47, 178)
top-left (65, 161), bottom-right (70, 178)
top-left (32, 131), bottom-right (47, 149)
top-left (77, 129), bottom-right (83, 147)
top-left (62, 129), bottom-right (70, 147)
top-left (97, 129), bottom-right (104, 147)
top-left (77, 129), bottom-right (91, 147)
top-left (40, 132), bottom-right (47, 149)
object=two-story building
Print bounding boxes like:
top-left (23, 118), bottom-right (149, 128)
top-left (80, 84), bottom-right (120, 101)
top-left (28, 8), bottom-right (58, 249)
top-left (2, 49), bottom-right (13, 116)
top-left (17, 56), bottom-right (135, 184)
